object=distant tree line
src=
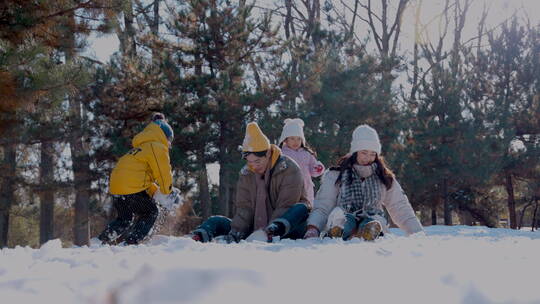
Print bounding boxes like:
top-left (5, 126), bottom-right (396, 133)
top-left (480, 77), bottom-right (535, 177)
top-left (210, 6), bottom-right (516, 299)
top-left (0, 0), bottom-right (538, 248)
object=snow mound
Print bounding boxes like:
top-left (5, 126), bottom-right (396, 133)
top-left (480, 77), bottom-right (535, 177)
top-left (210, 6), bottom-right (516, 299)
top-left (0, 225), bottom-right (538, 304)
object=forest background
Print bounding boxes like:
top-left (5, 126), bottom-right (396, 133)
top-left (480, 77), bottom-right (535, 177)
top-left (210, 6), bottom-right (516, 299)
top-left (0, 0), bottom-right (539, 248)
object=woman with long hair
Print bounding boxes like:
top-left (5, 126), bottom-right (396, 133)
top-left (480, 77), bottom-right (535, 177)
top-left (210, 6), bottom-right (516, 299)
top-left (304, 125), bottom-right (424, 240)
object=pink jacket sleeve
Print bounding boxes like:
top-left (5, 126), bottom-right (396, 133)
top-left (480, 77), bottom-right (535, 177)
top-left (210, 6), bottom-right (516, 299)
top-left (308, 154), bottom-right (325, 177)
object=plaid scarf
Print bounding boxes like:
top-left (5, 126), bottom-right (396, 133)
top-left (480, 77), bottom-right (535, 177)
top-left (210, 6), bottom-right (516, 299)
top-left (338, 163), bottom-right (383, 216)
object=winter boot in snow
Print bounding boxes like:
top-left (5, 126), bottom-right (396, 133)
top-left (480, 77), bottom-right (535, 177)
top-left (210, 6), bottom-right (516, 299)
top-left (328, 226), bottom-right (344, 238)
top-left (325, 207), bottom-right (347, 238)
top-left (123, 210), bottom-right (159, 245)
top-left (265, 222), bottom-right (285, 242)
top-left (98, 219), bottom-right (132, 245)
top-left (357, 219), bottom-right (382, 241)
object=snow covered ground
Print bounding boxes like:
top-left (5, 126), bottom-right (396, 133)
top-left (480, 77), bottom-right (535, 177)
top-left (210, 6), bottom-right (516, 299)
top-left (1, 225), bottom-right (539, 304)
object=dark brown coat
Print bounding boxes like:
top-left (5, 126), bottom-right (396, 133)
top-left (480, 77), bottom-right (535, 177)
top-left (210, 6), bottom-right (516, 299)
top-left (231, 152), bottom-right (308, 235)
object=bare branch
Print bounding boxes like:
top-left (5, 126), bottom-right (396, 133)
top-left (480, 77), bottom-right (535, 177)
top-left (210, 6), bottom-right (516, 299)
top-left (390, 0), bottom-right (410, 57)
top-left (366, 0), bottom-right (383, 53)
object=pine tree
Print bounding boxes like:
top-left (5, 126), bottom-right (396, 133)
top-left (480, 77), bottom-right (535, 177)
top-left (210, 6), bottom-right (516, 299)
top-left (158, 0), bottom-right (281, 217)
top-left (0, 0), bottom-right (115, 246)
top-left (482, 19), bottom-right (540, 228)
top-left (399, 0), bottom-right (501, 226)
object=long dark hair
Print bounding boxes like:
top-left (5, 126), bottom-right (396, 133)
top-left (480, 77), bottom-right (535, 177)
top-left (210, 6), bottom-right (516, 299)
top-left (332, 152), bottom-right (394, 190)
top-left (279, 141), bottom-right (317, 156)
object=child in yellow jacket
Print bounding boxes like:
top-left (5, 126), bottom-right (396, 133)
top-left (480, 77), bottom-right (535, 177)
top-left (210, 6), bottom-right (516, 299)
top-left (98, 113), bottom-right (179, 245)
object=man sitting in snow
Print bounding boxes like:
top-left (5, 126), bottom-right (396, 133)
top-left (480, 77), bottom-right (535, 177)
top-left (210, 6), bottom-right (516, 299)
top-left (191, 122), bottom-right (310, 243)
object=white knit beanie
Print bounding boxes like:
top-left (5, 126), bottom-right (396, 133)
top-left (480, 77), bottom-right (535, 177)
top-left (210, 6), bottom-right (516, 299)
top-left (279, 118), bottom-right (305, 145)
top-left (350, 124), bottom-right (381, 154)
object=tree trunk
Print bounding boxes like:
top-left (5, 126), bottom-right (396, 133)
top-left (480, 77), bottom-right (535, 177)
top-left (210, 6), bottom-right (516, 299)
top-left (198, 157), bottom-right (212, 219)
top-left (532, 199), bottom-right (538, 231)
top-left (0, 144), bottom-right (16, 247)
top-left (151, 0), bottom-right (160, 36)
top-left (458, 209), bottom-right (474, 226)
top-left (518, 200), bottom-right (533, 230)
top-left (307, 0), bottom-right (321, 47)
top-left (115, 0), bottom-right (137, 58)
top-left (39, 141), bottom-right (55, 245)
top-left (151, 0), bottom-right (160, 63)
top-left (228, 182), bottom-right (236, 219)
top-left (284, 0), bottom-right (293, 39)
top-left (66, 12), bottom-right (91, 246)
top-left (504, 172), bottom-right (517, 229)
top-left (124, 0), bottom-right (137, 58)
top-left (70, 112), bottom-right (91, 246)
top-left (218, 118), bottom-right (236, 217)
top-left (443, 178), bottom-right (452, 225)
top-left (431, 199), bottom-right (437, 225)
top-left (365, 0), bottom-right (409, 99)
top-left (218, 165), bottom-right (231, 216)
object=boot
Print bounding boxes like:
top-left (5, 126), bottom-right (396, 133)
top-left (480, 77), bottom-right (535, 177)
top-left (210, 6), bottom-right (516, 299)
top-left (325, 207), bottom-right (346, 237)
top-left (97, 219), bottom-right (131, 245)
top-left (265, 222), bottom-right (285, 242)
top-left (328, 226), bottom-right (343, 238)
top-left (358, 219), bottom-right (382, 241)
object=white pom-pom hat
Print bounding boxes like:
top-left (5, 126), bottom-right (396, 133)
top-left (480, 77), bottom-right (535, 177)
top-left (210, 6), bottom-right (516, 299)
top-left (349, 124), bottom-right (381, 154)
top-left (279, 118), bottom-right (305, 145)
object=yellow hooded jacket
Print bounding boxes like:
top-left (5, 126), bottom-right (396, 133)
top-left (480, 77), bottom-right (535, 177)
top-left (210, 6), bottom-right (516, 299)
top-left (109, 123), bottom-right (173, 196)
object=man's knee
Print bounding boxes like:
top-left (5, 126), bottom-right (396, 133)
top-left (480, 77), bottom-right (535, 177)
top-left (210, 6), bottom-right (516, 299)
top-left (193, 216), bottom-right (232, 242)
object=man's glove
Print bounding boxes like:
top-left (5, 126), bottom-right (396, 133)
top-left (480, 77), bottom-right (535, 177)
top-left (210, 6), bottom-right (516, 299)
top-left (168, 187), bottom-right (182, 205)
top-left (153, 187), bottom-right (182, 213)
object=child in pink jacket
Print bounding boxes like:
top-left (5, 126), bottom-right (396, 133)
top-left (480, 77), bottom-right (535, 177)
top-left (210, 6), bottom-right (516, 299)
top-left (278, 118), bottom-right (325, 204)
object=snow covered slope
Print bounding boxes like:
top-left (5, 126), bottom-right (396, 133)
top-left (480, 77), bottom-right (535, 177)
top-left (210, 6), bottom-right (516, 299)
top-left (1, 226), bottom-right (539, 304)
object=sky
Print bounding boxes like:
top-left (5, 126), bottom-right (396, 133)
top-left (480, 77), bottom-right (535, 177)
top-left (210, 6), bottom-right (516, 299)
top-left (87, 0), bottom-right (540, 63)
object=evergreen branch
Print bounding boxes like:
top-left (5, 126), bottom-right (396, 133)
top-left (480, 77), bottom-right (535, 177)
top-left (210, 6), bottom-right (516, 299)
top-left (134, 0), bottom-right (156, 30)
top-left (38, 1), bottom-right (116, 21)
top-left (73, 14), bottom-right (103, 22)
top-left (79, 56), bottom-right (104, 65)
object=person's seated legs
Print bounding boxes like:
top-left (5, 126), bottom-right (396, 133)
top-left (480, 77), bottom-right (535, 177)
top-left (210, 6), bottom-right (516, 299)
top-left (191, 215), bottom-right (232, 243)
top-left (266, 203), bottom-right (310, 241)
top-left (341, 213), bottom-right (359, 240)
